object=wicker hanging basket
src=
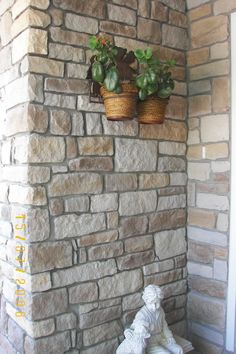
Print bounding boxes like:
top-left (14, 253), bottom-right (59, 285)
top-left (138, 96), bottom-right (169, 124)
top-left (100, 83), bottom-right (138, 121)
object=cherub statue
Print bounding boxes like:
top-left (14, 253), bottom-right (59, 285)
top-left (116, 285), bottom-right (183, 354)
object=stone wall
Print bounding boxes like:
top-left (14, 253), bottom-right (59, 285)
top-left (187, 0), bottom-right (234, 353)
top-left (0, 0), bottom-right (188, 353)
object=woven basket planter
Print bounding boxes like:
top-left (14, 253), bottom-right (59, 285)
top-left (138, 96), bottom-right (169, 124)
top-left (100, 83), bottom-right (138, 121)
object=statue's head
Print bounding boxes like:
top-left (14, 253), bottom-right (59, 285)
top-left (142, 285), bottom-right (164, 309)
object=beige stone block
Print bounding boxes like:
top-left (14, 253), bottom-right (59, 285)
top-left (83, 321), bottom-right (122, 347)
top-left (0, 0), bottom-right (14, 16)
top-left (205, 142), bottom-right (229, 160)
top-left (50, 27), bottom-right (89, 46)
top-left (107, 4), bottom-right (136, 25)
top-left (98, 269), bottom-right (142, 300)
top-left (23, 272), bottom-right (52, 293)
top-left (151, 1), bottom-right (168, 21)
top-left (78, 230), bottom-right (118, 247)
top-left (211, 161), bottom-right (230, 173)
top-left (45, 93), bottom-right (76, 109)
top-left (187, 262), bottom-right (213, 278)
top-left (188, 208), bottom-right (216, 228)
top-left (169, 9), bottom-right (187, 28)
top-left (91, 193), bottom-right (118, 212)
top-left (143, 259), bottom-right (174, 276)
top-left (212, 77), bottom-right (230, 113)
top-left (24, 332), bottom-right (71, 354)
top-left (56, 313), bottom-right (76, 331)
top-left (189, 118), bottom-right (200, 130)
top-left (158, 156), bottom-right (186, 172)
top-left (12, 0), bottom-right (50, 19)
top-left (188, 292), bottom-right (226, 331)
top-left (52, 259), bottom-right (117, 288)
top-left (214, 259), bottom-right (227, 281)
top-left (119, 215), bottom-right (148, 238)
top-left (64, 196), bottom-right (89, 213)
top-left (0, 11), bottom-right (12, 46)
top-left (49, 43), bottom-right (84, 62)
top-left (217, 213), bottom-right (228, 232)
top-left (54, 213), bottom-right (106, 239)
top-left (65, 13), bottom-right (98, 34)
top-left (173, 82), bottom-right (187, 96)
top-left (119, 190), bottom-right (157, 216)
top-left (170, 172), bottom-right (187, 186)
top-left (145, 269), bottom-right (183, 287)
top-left (8, 185), bottom-right (46, 206)
top-left (49, 7), bottom-right (63, 26)
top-left (77, 95), bottom-right (105, 112)
top-left (12, 8), bottom-right (50, 38)
top-left (154, 228), bottom-right (186, 260)
top-left (163, 24), bottom-right (188, 50)
top-left (159, 141), bottom-right (186, 155)
top-left (211, 42), bottom-right (229, 60)
top-left (214, 0), bottom-right (236, 14)
top-left (50, 110), bottom-right (71, 135)
top-left (137, 17), bottom-right (161, 43)
top-left (197, 193), bottom-right (229, 211)
top-left (45, 78), bottom-right (88, 94)
top-left (189, 79), bottom-right (211, 96)
top-left (189, 95), bottom-right (211, 117)
top-left (189, 3), bottom-right (212, 21)
top-left (188, 130), bottom-right (200, 146)
top-left (190, 59), bottom-right (229, 80)
top-left (102, 116), bottom-right (138, 136)
top-left (191, 15), bottom-right (228, 48)
top-left (4, 76), bottom-right (32, 109)
top-left (140, 120), bottom-right (187, 141)
top-left (201, 114), bottom-right (229, 142)
top-left (113, 0), bottom-right (137, 8)
top-left (139, 173), bottom-right (169, 189)
top-left (189, 276), bottom-right (226, 299)
top-left (27, 56), bottom-right (64, 77)
top-left (12, 29), bottom-right (48, 64)
top-left (187, 47), bottom-right (209, 67)
top-left (118, 250), bottom-right (155, 270)
top-left (158, 194), bottom-right (186, 211)
top-left (149, 209), bottom-right (186, 233)
top-left (78, 137), bottom-right (113, 156)
top-left (105, 173), bottom-right (137, 192)
top-left (188, 162), bottom-right (210, 181)
top-left (67, 63), bottom-right (89, 79)
top-left (48, 173), bottom-right (102, 197)
top-left (187, 145), bottom-right (202, 160)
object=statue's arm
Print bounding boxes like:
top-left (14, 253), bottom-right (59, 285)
top-left (161, 310), bottom-right (176, 344)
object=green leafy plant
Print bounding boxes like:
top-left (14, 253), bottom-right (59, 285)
top-left (88, 35), bottom-right (122, 93)
top-left (134, 48), bottom-right (176, 100)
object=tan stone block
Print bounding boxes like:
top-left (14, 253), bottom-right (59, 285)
top-left (140, 120), bottom-right (187, 141)
top-left (189, 79), bottom-right (211, 95)
top-left (197, 182), bottom-right (229, 194)
top-left (28, 134), bottom-right (65, 163)
top-left (173, 82), bottom-right (187, 96)
top-left (78, 137), bottom-right (113, 156)
top-left (201, 114), bottom-right (229, 142)
top-left (187, 145), bottom-right (202, 160)
top-left (205, 143), bottom-right (229, 160)
top-left (9, 185), bottom-right (46, 206)
top-left (12, 29), bottom-right (48, 63)
top-left (118, 250), bottom-right (155, 270)
top-left (66, 137), bottom-right (77, 159)
top-left (45, 93), bottom-right (76, 109)
top-left (159, 142), bottom-right (186, 155)
top-left (83, 321), bottom-right (122, 347)
top-left (119, 215), bottom-right (148, 238)
top-left (169, 10), bottom-right (187, 28)
top-left (65, 13), bottom-right (98, 34)
top-left (49, 7), bottom-right (63, 26)
top-left (190, 59), bottom-right (229, 81)
top-left (188, 208), bottom-right (216, 228)
top-left (45, 77), bottom-right (88, 94)
top-left (107, 4), bottom-right (136, 25)
top-left (124, 235), bottom-right (153, 253)
top-left (189, 95), bottom-right (211, 116)
top-left (145, 269), bottom-right (183, 287)
top-left (0, 11), bottom-right (12, 46)
top-left (69, 282), bottom-right (98, 304)
top-left (211, 42), bottom-right (229, 60)
top-left (149, 209), bottom-right (186, 232)
top-left (139, 173), bottom-right (169, 189)
top-left (163, 24), bottom-right (188, 50)
top-left (113, 0), bottom-right (137, 8)
top-left (214, 246), bottom-right (228, 260)
top-left (212, 77), bottom-right (230, 113)
top-left (50, 27), bottom-right (89, 46)
top-left (78, 230), bottom-right (118, 247)
top-left (214, 0), bottom-right (236, 15)
top-left (189, 276), bottom-right (226, 299)
top-left (24, 332), bottom-right (71, 354)
top-left (191, 15), bottom-right (228, 48)
top-left (165, 96), bottom-right (187, 120)
top-left (50, 110), bottom-right (71, 135)
top-left (105, 174), bottom-right (137, 192)
top-left (53, 0), bottom-right (106, 18)
top-left (138, 0), bottom-right (150, 17)
top-left (189, 3), bottom-right (212, 21)
top-left (137, 17), bottom-right (161, 43)
top-left (100, 21), bottom-right (136, 38)
top-left (49, 43), bottom-right (84, 63)
top-left (69, 157), bottom-right (113, 171)
top-left (88, 242), bottom-right (123, 261)
top-left (187, 47), bottom-right (209, 67)
top-left (12, 9), bottom-right (50, 38)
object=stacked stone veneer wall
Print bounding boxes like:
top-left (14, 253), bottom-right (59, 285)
top-left (0, 0), bottom-right (189, 353)
top-left (187, 0), bottom-right (234, 353)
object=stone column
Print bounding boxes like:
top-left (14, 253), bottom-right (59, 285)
top-left (0, 1), bottom-right (188, 353)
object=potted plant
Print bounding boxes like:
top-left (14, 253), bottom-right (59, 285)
top-left (134, 48), bottom-right (176, 124)
top-left (87, 35), bottom-right (138, 121)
